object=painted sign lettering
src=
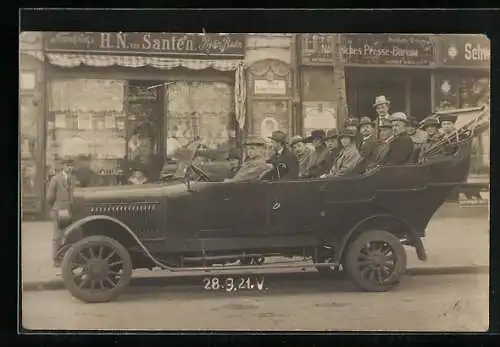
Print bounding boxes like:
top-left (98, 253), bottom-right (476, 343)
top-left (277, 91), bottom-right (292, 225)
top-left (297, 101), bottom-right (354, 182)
top-left (301, 34), bottom-right (435, 66)
top-left (44, 32), bottom-right (245, 58)
top-left (440, 35), bottom-right (490, 67)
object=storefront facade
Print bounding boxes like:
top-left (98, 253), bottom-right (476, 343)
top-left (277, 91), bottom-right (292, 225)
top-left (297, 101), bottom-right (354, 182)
top-left (243, 34), bottom-right (295, 138)
top-left (433, 34), bottom-right (490, 174)
top-left (43, 32), bottom-right (246, 189)
top-left (298, 33), bottom-right (437, 134)
top-left (20, 32), bottom-right (46, 216)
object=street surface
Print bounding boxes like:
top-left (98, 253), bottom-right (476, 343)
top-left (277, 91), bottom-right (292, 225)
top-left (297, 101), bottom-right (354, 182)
top-left (22, 272), bottom-right (488, 331)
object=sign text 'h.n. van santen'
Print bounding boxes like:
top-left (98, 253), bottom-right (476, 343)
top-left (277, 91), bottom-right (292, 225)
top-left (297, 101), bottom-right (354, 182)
top-left (44, 32), bottom-right (245, 58)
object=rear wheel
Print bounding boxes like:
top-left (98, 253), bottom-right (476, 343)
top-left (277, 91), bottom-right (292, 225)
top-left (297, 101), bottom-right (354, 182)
top-left (344, 230), bottom-right (407, 292)
top-left (61, 235), bottom-right (133, 303)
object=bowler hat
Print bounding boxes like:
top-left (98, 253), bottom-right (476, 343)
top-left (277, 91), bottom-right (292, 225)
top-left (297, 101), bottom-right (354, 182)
top-left (358, 116), bottom-right (375, 127)
top-left (243, 137), bottom-right (267, 147)
top-left (289, 135), bottom-right (305, 146)
top-left (339, 128), bottom-right (357, 138)
top-left (325, 129), bottom-right (339, 139)
top-left (373, 95), bottom-right (391, 107)
top-left (268, 130), bottom-right (288, 144)
top-left (304, 129), bottom-right (326, 143)
top-left (438, 114), bottom-right (458, 124)
top-left (389, 112), bottom-right (409, 124)
top-left (420, 118), bottom-right (441, 130)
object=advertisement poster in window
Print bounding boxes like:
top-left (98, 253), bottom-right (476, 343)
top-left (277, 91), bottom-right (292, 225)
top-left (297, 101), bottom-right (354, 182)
top-left (302, 101), bottom-right (337, 136)
top-left (249, 100), bottom-right (289, 138)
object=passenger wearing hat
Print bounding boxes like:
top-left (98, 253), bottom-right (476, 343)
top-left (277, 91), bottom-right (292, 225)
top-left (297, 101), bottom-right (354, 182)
top-left (418, 117), bottom-right (445, 163)
top-left (343, 118), bottom-right (362, 147)
top-left (302, 130), bottom-right (334, 178)
top-left (367, 119), bottom-right (393, 171)
top-left (325, 129), bottom-right (341, 162)
top-left (438, 113), bottom-right (459, 156)
top-left (226, 137), bottom-right (273, 182)
top-left (376, 112), bottom-right (414, 166)
top-left (321, 128), bottom-right (362, 178)
top-left (357, 117), bottom-right (379, 167)
top-left (290, 135), bottom-right (312, 178)
top-left (127, 162), bottom-right (151, 185)
top-left (47, 157), bottom-right (77, 266)
top-left (267, 130), bottom-right (299, 180)
top-left (407, 115), bottom-right (428, 149)
top-left (373, 95), bottom-right (392, 125)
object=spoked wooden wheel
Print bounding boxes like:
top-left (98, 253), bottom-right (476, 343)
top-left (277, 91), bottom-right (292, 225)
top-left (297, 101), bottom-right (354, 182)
top-left (345, 230), bottom-right (407, 292)
top-left (61, 236), bottom-right (133, 303)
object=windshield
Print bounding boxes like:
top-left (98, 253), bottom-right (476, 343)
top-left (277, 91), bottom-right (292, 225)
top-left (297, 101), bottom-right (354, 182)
top-left (170, 139), bottom-right (201, 178)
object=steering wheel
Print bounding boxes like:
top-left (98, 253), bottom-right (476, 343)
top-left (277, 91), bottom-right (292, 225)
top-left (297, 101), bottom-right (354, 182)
top-left (187, 163), bottom-right (210, 182)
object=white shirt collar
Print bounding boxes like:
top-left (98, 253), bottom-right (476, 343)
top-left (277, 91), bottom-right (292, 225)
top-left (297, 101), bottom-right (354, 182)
top-left (277, 147), bottom-right (284, 155)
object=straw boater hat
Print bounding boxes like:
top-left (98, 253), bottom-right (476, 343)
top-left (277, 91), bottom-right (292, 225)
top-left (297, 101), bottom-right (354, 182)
top-left (303, 129), bottom-right (327, 143)
top-left (373, 95), bottom-right (391, 107)
top-left (289, 135), bottom-right (305, 146)
top-left (339, 128), bottom-right (358, 138)
top-left (438, 114), bottom-right (458, 124)
top-left (325, 129), bottom-right (339, 139)
top-left (420, 118), bottom-right (441, 130)
top-left (268, 130), bottom-right (288, 144)
top-left (358, 116), bottom-right (375, 127)
top-left (389, 112), bottom-right (410, 124)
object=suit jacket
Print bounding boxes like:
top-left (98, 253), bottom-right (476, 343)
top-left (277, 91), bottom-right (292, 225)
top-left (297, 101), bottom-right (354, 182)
top-left (330, 146), bottom-right (362, 177)
top-left (304, 145), bottom-right (333, 178)
top-left (267, 147), bottom-right (299, 180)
top-left (358, 134), bottom-right (379, 165)
top-left (380, 132), bottom-right (414, 165)
top-left (229, 158), bottom-right (273, 182)
top-left (46, 171), bottom-right (76, 216)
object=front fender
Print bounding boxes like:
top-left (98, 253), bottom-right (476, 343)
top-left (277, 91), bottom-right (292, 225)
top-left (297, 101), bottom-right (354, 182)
top-left (61, 215), bottom-right (173, 270)
top-left (336, 213), bottom-right (427, 263)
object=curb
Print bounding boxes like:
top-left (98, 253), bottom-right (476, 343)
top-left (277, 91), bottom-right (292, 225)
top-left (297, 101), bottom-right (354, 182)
top-left (22, 264), bottom-right (490, 292)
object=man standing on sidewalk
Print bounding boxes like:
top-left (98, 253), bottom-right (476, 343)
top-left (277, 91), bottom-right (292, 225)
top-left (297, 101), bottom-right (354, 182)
top-left (46, 158), bottom-right (76, 266)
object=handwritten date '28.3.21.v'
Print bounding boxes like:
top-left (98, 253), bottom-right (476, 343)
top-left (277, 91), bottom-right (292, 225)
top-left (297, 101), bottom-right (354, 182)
top-left (203, 276), bottom-right (266, 292)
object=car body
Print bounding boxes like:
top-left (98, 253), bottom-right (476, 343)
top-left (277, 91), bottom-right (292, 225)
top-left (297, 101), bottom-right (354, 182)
top-left (54, 136), bottom-right (474, 303)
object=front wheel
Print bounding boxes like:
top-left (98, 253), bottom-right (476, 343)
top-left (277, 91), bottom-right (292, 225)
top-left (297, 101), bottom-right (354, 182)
top-left (61, 235), bottom-right (133, 303)
top-left (344, 230), bottom-right (407, 292)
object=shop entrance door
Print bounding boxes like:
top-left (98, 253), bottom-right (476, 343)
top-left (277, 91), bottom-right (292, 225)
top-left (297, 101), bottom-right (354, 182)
top-left (126, 80), bottom-right (165, 178)
top-left (347, 69), bottom-right (407, 119)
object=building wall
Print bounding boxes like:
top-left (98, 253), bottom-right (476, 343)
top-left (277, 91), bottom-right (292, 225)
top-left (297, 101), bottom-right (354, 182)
top-left (20, 32), bottom-right (46, 215)
top-left (243, 34), bottom-right (296, 138)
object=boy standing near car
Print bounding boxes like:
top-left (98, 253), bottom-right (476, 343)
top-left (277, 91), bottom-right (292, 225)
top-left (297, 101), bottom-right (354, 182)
top-left (47, 157), bottom-right (76, 265)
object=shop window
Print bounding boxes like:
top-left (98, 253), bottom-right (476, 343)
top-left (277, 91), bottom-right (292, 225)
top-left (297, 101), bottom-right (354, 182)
top-left (47, 78), bottom-right (127, 181)
top-left (249, 100), bottom-right (290, 138)
top-left (165, 81), bottom-right (233, 156)
top-left (301, 67), bottom-right (337, 135)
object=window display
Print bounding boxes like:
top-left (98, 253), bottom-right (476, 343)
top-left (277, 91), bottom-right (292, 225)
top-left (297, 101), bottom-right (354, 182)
top-left (48, 78), bottom-right (126, 179)
top-left (165, 81), bottom-right (233, 154)
top-left (21, 95), bottom-right (39, 199)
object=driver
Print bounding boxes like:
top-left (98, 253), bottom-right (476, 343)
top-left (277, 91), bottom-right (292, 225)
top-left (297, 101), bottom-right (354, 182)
top-left (224, 137), bottom-right (273, 182)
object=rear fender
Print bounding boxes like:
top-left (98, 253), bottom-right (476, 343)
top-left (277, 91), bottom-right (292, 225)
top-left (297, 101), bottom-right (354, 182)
top-left (61, 215), bottom-right (172, 269)
top-left (336, 214), bottom-right (427, 263)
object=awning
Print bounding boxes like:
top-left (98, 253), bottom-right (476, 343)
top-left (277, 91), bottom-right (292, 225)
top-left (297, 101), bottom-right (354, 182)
top-left (46, 53), bottom-right (240, 71)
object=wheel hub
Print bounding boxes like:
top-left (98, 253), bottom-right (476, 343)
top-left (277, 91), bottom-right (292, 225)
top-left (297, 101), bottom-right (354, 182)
top-left (87, 259), bottom-right (109, 278)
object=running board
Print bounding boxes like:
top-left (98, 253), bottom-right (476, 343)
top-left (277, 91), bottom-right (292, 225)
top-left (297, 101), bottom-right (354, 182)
top-left (166, 261), bottom-right (341, 273)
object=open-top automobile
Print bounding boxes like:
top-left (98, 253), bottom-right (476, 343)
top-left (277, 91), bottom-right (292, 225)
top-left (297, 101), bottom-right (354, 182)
top-left (51, 109), bottom-right (488, 303)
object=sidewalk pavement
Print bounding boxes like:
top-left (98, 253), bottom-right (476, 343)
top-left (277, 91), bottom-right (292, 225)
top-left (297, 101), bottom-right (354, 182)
top-left (21, 203), bottom-right (489, 290)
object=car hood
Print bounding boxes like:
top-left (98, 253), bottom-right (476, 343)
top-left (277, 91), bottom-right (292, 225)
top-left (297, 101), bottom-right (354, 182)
top-left (74, 182), bottom-right (192, 203)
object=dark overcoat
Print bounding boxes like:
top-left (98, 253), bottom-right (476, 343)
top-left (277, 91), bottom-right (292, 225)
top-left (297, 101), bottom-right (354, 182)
top-left (380, 132), bottom-right (414, 165)
top-left (304, 145), bottom-right (333, 178)
top-left (267, 146), bottom-right (299, 180)
top-left (358, 134), bottom-right (379, 165)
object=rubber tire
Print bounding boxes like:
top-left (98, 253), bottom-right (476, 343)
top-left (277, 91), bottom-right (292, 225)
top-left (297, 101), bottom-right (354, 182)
top-left (344, 230), bottom-right (407, 292)
top-left (61, 235), bottom-right (133, 303)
